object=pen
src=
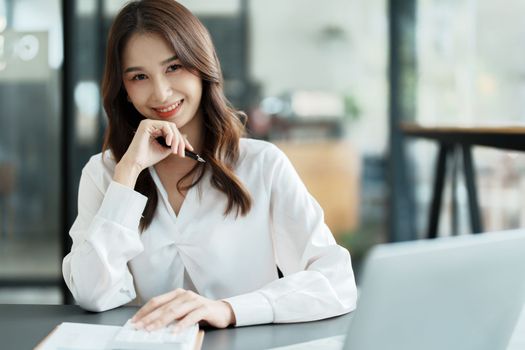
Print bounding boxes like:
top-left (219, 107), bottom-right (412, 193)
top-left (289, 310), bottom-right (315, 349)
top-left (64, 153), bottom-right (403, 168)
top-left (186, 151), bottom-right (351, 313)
top-left (156, 137), bottom-right (206, 163)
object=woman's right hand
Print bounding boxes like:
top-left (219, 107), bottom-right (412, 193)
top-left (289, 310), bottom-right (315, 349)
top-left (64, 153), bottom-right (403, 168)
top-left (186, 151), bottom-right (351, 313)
top-left (113, 119), bottom-right (194, 188)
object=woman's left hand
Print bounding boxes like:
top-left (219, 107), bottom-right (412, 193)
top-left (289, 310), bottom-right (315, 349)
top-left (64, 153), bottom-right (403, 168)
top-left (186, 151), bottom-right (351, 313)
top-left (131, 288), bottom-right (236, 332)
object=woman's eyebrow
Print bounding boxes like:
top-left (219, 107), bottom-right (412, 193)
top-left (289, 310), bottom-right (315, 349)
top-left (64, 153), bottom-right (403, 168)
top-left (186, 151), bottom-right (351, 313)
top-left (124, 55), bottom-right (178, 73)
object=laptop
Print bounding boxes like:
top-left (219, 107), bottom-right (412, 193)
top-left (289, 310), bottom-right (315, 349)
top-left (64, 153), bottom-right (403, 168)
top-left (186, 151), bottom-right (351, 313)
top-left (343, 229), bottom-right (525, 350)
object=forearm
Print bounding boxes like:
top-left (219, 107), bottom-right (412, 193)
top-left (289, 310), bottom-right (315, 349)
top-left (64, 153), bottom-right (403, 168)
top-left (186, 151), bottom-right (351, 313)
top-left (63, 237), bottom-right (140, 312)
top-left (64, 174), bottom-right (148, 311)
top-left (63, 209), bottom-right (146, 310)
top-left (224, 246), bottom-right (356, 326)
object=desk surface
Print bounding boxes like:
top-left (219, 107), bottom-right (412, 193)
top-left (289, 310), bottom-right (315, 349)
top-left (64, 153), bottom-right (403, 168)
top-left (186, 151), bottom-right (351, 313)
top-left (0, 304), bottom-right (353, 350)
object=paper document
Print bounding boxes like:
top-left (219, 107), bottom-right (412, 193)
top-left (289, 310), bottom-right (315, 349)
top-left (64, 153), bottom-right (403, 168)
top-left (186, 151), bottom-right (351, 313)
top-left (35, 320), bottom-right (202, 350)
top-left (35, 323), bottom-right (120, 350)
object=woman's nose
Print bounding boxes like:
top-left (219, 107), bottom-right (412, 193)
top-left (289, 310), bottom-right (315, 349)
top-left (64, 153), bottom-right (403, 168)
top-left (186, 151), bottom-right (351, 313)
top-left (151, 76), bottom-right (173, 103)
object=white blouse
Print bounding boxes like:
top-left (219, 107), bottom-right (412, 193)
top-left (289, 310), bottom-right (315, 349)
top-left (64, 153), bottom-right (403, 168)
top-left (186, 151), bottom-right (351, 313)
top-left (62, 138), bottom-right (357, 326)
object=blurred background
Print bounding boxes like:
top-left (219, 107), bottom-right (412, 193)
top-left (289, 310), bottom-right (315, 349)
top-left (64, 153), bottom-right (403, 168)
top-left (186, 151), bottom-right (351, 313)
top-left (1, 0), bottom-right (525, 304)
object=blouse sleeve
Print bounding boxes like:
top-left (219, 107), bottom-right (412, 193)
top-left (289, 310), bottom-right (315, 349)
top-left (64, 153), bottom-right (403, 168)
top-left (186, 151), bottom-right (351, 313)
top-left (62, 156), bottom-right (148, 312)
top-left (223, 145), bottom-right (357, 326)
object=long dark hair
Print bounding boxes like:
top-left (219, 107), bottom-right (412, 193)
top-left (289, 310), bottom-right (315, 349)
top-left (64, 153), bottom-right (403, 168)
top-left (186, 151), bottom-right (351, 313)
top-left (101, 0), bottom-right (251, 231)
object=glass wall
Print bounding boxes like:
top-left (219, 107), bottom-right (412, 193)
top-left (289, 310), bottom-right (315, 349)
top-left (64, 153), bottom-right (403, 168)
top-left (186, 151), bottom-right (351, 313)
top-left (409, 0), bottom-right (525, 237)
top-left (0, 0), bottom-right (106, 304)
top-left (0, 0), bottom-right (62, 302)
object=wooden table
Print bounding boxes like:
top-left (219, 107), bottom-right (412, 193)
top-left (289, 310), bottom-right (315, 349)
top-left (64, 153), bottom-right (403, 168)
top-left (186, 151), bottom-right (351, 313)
top-left (401, 123), bottom-right (525, 238)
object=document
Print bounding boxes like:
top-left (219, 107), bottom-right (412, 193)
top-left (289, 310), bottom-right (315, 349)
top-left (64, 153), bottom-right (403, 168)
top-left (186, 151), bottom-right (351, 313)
top-left (35, 321), bottom-right (203, 350)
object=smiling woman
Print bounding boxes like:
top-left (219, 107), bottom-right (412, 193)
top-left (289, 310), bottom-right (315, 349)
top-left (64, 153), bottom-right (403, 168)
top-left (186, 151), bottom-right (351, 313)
top-left (101, 0), bottom-right (251, 228)
top-left (62, 0), bottom-right (357, 333)
top-left (121, 35), bottom-right (202, 126)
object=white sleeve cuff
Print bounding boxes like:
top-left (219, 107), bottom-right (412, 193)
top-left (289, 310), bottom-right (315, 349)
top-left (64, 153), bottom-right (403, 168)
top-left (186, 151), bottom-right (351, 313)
top-left (223, 291), bottom-right (274, 327)
top-left (97, 181), bottom-right (148, 230)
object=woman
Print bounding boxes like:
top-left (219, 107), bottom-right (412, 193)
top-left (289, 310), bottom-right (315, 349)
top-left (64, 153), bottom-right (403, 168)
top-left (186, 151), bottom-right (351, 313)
top-left (63, 0), bottom-right (357, 332)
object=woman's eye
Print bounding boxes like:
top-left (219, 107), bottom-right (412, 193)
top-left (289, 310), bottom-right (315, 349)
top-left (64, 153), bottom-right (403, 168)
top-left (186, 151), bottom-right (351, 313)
top-left (167, 64), bottom-right (182, 72)
top-left (132, 74), bottom-right (147, 81)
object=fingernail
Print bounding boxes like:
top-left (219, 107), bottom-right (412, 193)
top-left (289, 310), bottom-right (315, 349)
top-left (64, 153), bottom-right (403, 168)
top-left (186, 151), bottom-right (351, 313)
top-left (146, 325), bottom-right (155, 331)
top-left (172, 326), bottom-right (180, 334)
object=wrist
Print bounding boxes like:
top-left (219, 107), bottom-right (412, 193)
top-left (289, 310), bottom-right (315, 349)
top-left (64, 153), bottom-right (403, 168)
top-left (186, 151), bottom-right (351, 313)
top-left (113, 158), bottom-right (143, 188)
top-left (221, 301), bottom-right (236, 326)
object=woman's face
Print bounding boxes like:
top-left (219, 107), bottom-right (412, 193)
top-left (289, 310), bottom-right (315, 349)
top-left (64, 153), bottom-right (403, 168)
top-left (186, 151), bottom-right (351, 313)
top-left (122, 33), bottom-right (203, 130)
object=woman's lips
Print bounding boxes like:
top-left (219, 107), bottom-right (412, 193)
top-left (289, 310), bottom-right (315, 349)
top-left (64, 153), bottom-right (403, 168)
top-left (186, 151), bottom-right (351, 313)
top-left (153, 99), bottom-right (183, 119)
